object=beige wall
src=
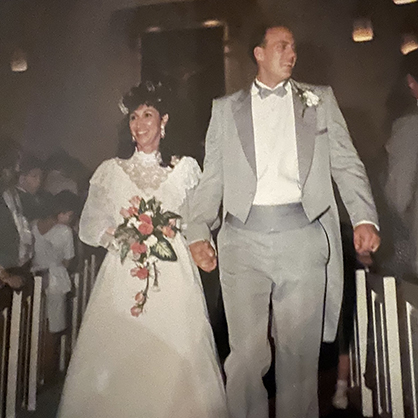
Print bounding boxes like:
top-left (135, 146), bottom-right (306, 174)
top-left (2, 0), bottom-right (417, 171)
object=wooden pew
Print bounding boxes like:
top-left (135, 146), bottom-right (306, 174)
top-left (398, 279), bottom-right (418, 418)
top-left (350, 269), bottom-right (373, 416)
top-left (0, 287), bottom-right (13, 418)
top-left (350, 270), bottom-right (404, 417)
top-left (0, 251), bottom-right (100, 417)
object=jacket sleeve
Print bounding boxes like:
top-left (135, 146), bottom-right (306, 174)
top-left (325, 86), bottom-right (379, 227)
top-left (0, 199), bottom-right (19, 269)
top-left (186, 99), bottom-right (224, 243)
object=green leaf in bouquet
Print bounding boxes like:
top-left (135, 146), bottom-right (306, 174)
top-left (150, 237), bottom-right (177, 262)
top-left (147, 197), bottom-right (159, 212)
top-left (120, 242), bottom-right (130, 263)
top-left (163, 211), bottom-right (182, 221)
top-left (152, 228), bottom-right (164, 240)
top-left (114, 223), bottom-right (128, 238)
top-left (139, 198), bottom-right (146, 213)
top-left (152, 212), bottom-right (165, 227)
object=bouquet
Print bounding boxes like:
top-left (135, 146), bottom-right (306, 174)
top-left (115, 196), bottom-right (181, 316)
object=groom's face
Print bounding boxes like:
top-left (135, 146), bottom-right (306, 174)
top-left (255, 27), bottom-right (297, 85)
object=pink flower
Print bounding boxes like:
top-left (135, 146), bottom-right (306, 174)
top-left (135, 291), bottom-right (146, 303)
top-left (131, 305), bottom-right (143, 317)
top-left (128, 206), bottom-right (138, 216)
top-left (129, 196), bottom-right (142, 206)
top-left (120, 208), bottom-right (131, 218)
top-left (130, 267), bottom-right (149, 280)
top-left (139, 214), bottom-right (152, 224)
top-left (138, 222), bottom-right (154, 235)
top-left (162, 225), bottom-right (175, 238)
top-left (130, 242), bottom-right (147, 254)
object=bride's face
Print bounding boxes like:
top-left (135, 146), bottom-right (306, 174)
top-left (129, 104), bottom-right (169, 153)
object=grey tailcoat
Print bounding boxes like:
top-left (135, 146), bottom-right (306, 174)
top-left (188, 79), bottom-right (378, 342)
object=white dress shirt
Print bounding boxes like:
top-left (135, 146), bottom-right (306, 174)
top-left (252, 79), bottom-right (301, 205)
top-left (251, 79), bottom-right (376, 231)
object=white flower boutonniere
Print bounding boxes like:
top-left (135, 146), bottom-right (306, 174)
top-left (295, 86), bottom-right (321, 116)
top-left (301, 90), bottom-right (320, 107)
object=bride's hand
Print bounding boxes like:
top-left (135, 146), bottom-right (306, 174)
top-left (189, 240), bottom-right (217, 272)
top-left (106, 227), bottom-right (116, 236)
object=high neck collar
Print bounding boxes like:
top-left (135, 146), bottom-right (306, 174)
top-left (132, 149), bottom-right (162, 165)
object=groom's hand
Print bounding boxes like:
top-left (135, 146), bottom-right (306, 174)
top-left (189, 240), bottom-right (217, 272)
top-left (353, 224), bottom-right (381, 256)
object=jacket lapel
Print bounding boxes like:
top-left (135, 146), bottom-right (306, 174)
top-left (291, 80), bottom-right (316, 188)
top-left (232, 89), bottom-right (257, 176)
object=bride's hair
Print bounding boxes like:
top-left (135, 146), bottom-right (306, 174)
top-left (121, 81), bottom-right (171, 116)
top-left (116, 81), bottom-right (174, 166)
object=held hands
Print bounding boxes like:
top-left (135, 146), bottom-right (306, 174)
top-left (189, 240), bottom-right (217, 273)
top-left (353, 224), bottom-right (381, 262)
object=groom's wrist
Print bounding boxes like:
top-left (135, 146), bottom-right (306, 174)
top-left (186, 223), bottom-right (212, 246)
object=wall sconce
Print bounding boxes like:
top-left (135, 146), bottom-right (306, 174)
top-left (10, 49), bottom-right (28, 72)
top-left (202, 19), bottom-right (223, 28)
top-left (393, 0), bottom-right (417, 5)
top-left (352, 18), bottom-right (374, 42)
top-left (401, 33), bottom-right (418, 54)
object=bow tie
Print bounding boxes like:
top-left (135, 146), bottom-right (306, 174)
top-left (256, 83), bottom-right (287, 100)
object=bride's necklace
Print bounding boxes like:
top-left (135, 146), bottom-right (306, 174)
top-left (117, 150), bottom-right (171, 191)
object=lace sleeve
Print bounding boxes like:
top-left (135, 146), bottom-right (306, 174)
top-left (79, 160), bottom-right (118, 248)
top-left (175, 157), bottom-right (202, 236)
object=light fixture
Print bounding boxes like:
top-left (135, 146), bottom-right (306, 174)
top-left (352, 18), bottom-right (374, 42)
top-left (401, 34), bottom-right (418, 54)
top-left (202, 19), bottom-right (223, 28)
top-left (10, 49), bottom-right (28, 72)
top-left (393, 0), bottom-right (417, 5)
top-left (145, 26), bottom-right (161, 33)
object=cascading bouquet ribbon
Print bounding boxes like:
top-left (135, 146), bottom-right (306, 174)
top-left (114, 196), bottom-right (181, 316)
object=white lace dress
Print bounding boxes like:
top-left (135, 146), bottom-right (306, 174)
top-left (58, 151), bottom-right (227, 418)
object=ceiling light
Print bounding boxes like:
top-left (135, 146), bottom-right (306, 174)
top-left (202, 19), bottom-right (223, 28)
top-left (401, 34), bottom-right (418, 54)
top-left (146, 26), bottom-right (161, 33)
top-left (393, 0), bottom-right (417, 5)
top-left (352, 18), bottom-right (374, 42)
top-left (10, 49), bottom-right (27, 72)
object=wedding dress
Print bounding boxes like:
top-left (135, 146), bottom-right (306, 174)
top-left (58, 151), bottom-right (227, 418)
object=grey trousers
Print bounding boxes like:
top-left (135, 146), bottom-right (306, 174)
top-left (217, 220), bottom-right (329, 418)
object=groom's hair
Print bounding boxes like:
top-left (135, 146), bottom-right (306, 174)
top-left (248, 23), bottom-right (292, 64)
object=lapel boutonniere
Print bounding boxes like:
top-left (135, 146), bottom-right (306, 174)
top-left (294, 86), bottom-right (321, 116)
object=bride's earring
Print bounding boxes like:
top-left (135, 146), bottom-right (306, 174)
top-left (160, 125), bottom-right (166, 139)
top-left (132, 135), bottom-right (136, 143)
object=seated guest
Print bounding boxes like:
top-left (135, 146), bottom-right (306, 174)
top-left (31, 191), bottom-right (78, 333)
top-left (17, 155), bottom-right (45, 222)
top-left (0, 136), bottom-right (28, 290)
top-left (385, 49), bottom-right (418, 280)
top-left (44, 153), bottom-right (78, 196)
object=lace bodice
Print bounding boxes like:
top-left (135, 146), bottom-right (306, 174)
top-left (79, 151), bottom-right (201, 248)
top-left (116, 151), bottom-right (170, 192)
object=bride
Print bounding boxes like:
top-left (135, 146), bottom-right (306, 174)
top-left (58, 81), bottom-right (227, 418)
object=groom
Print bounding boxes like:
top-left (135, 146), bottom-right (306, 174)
top-left (188, 25), bottom-right (380, 418)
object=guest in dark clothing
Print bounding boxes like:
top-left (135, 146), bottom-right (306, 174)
top-left (384, 49), bottom-right (418, 281)
top-left (0, 136), bottom-right (27, 290)
top-left (17, 155), bottom-right (45, 222)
